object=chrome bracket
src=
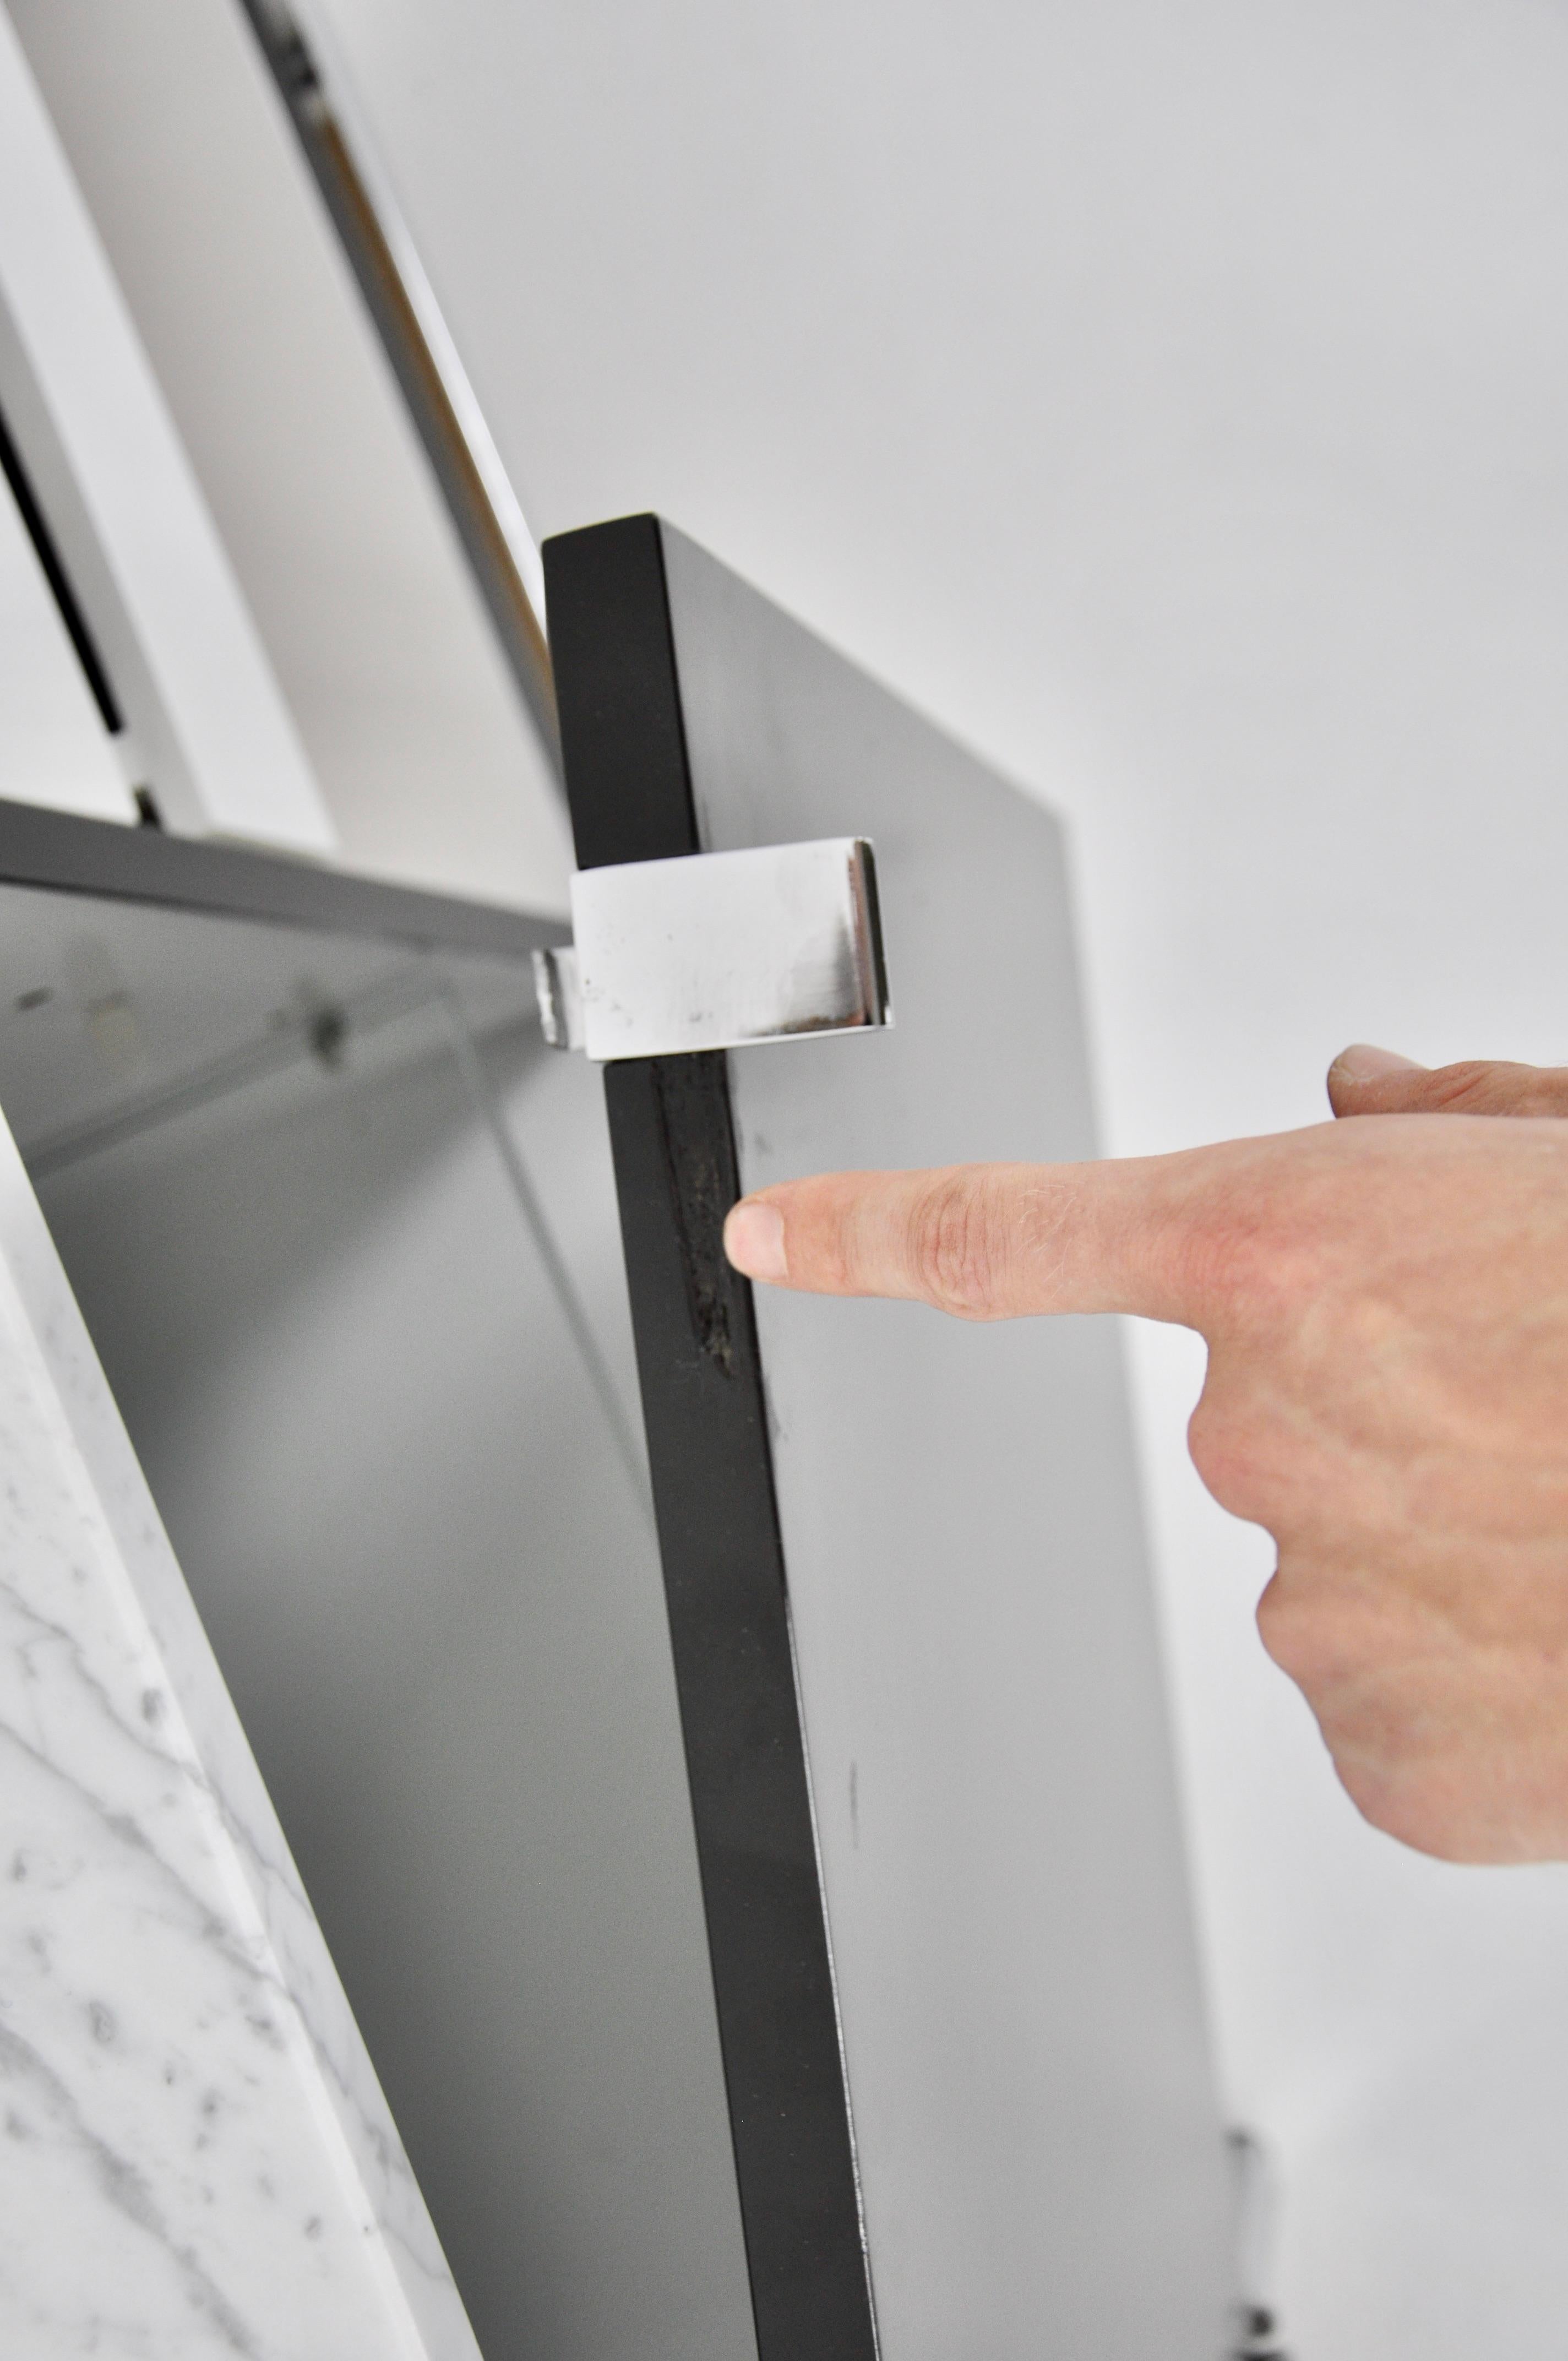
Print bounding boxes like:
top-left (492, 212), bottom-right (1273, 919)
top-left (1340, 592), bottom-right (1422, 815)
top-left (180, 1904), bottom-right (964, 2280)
top-left (533, 837), bottom-right (891, 1062)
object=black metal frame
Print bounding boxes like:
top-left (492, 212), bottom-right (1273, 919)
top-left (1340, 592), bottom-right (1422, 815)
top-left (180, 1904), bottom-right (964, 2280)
top-left (546, 513), bottom-right (880, 2361)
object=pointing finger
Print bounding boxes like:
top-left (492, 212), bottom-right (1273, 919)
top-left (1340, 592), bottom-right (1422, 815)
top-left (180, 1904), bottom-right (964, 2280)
top-left (723, 1157), bottom-right (1213, 1326)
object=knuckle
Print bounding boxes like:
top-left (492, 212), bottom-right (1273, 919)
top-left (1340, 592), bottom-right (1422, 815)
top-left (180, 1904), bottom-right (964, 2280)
top-left (1254, 1572), bottom-right (1316, 1682)
top-left (1333, 1762), bottom-right (1468, 1860)
top-left (1254, 1557), bottom-right (1361, 1693)
top-left (907, 1170), bottom-right (1001, 1318)
top-left (1186, 1375), bottom-right (1288, 1524)
top-left (1191, 1440), bottom-right (1277, 1530)
top-left (1185, 1395), bottom-right (1239, 1500)
top-left (1423, 1060), bottom-right (1506, 1111)
top-left (1417, 1059), bottom-right (1568, 1117)
top-left (1252, 1564), bottom-right (1505, 1860)
top-left (1426, 1067), bottom-right (1501, 1109)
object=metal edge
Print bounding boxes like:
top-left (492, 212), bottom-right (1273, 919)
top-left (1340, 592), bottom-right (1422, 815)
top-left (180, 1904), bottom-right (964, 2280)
top-left (0, 794), bottom-right (553, 962)
top-left (849, 838), bottom-right (892, 1029)
top-left (233, 0), bottom-right (563, 781)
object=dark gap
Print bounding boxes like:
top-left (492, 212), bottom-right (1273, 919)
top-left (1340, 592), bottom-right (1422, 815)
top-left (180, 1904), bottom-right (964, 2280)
top-left (649, 1053), bottom-right (737, 1375)
top-left (0, 397), bottom-right (124, 736)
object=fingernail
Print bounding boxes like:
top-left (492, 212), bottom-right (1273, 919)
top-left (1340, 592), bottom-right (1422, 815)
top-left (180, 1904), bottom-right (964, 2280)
top-left (1331, 1043), bottom-right (1426, 1083)
top-left (725, 1199), bottom-right (787, 1283)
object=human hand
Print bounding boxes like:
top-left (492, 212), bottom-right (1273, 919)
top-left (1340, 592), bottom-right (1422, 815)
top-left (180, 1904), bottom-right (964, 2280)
top-left (723, 1057), bottom-right (1568, 1863)
top-left (1327, 1041), bottom-right (1568, 1122)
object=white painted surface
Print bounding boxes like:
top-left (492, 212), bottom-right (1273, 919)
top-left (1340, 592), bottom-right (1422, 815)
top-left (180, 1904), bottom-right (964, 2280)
top-left (274, 7), bottom-right (1568, 2348)
top-left (0, 1105), bottom-right (480, 2357)
top-left (0, 6), bottom-right (333, 852)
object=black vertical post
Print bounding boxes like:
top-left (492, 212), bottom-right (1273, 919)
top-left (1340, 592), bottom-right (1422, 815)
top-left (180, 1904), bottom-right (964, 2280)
top-left (545, 514), bottom-right (879, 2361)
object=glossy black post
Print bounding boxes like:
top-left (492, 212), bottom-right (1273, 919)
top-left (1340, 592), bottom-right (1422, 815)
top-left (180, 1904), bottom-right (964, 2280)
top-left (545, 514), bottom-right (879, 2360)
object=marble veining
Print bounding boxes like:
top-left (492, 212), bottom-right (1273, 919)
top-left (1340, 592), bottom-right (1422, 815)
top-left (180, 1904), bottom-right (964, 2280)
top-left (0, 1111), bottom-right (480, 2359)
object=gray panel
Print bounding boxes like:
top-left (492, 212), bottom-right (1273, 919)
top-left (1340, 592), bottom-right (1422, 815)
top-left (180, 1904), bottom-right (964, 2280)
top-left (663, 524), bottom-right (1235, 2357)
top-left (22, 956), bottom-right (753, 2360)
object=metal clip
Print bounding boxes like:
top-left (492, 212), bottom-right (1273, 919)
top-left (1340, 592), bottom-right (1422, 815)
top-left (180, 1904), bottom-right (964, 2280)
top-left (533, 837), bottom-right (891, 1063)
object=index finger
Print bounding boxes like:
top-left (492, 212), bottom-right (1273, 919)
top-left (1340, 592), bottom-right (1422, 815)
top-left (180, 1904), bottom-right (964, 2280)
top-left (722, 1155), bottom-right (1216, 1326)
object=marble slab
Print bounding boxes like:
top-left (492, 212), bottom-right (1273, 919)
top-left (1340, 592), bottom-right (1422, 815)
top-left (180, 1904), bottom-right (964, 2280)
top-left (0, 1105), bottom-right (479, 2359)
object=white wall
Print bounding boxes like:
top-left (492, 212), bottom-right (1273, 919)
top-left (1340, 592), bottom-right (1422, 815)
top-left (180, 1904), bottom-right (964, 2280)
top-left (295, 4), bottom-right (1568, 2353)
top-left (8, 0), bottom-right (572, 911)
top-left (0, 6), bottom-right (335, 851)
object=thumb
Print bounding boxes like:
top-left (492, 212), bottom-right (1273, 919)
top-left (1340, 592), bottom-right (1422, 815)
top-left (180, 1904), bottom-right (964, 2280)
top-left (1328, 1045), bottom-right (1568, 1119)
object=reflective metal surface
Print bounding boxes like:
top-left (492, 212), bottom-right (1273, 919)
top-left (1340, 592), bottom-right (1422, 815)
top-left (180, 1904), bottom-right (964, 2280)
top-left (564, 836), bottom-right (891, 1063)
top-left (532, 943), bottom-right (584, 1052)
